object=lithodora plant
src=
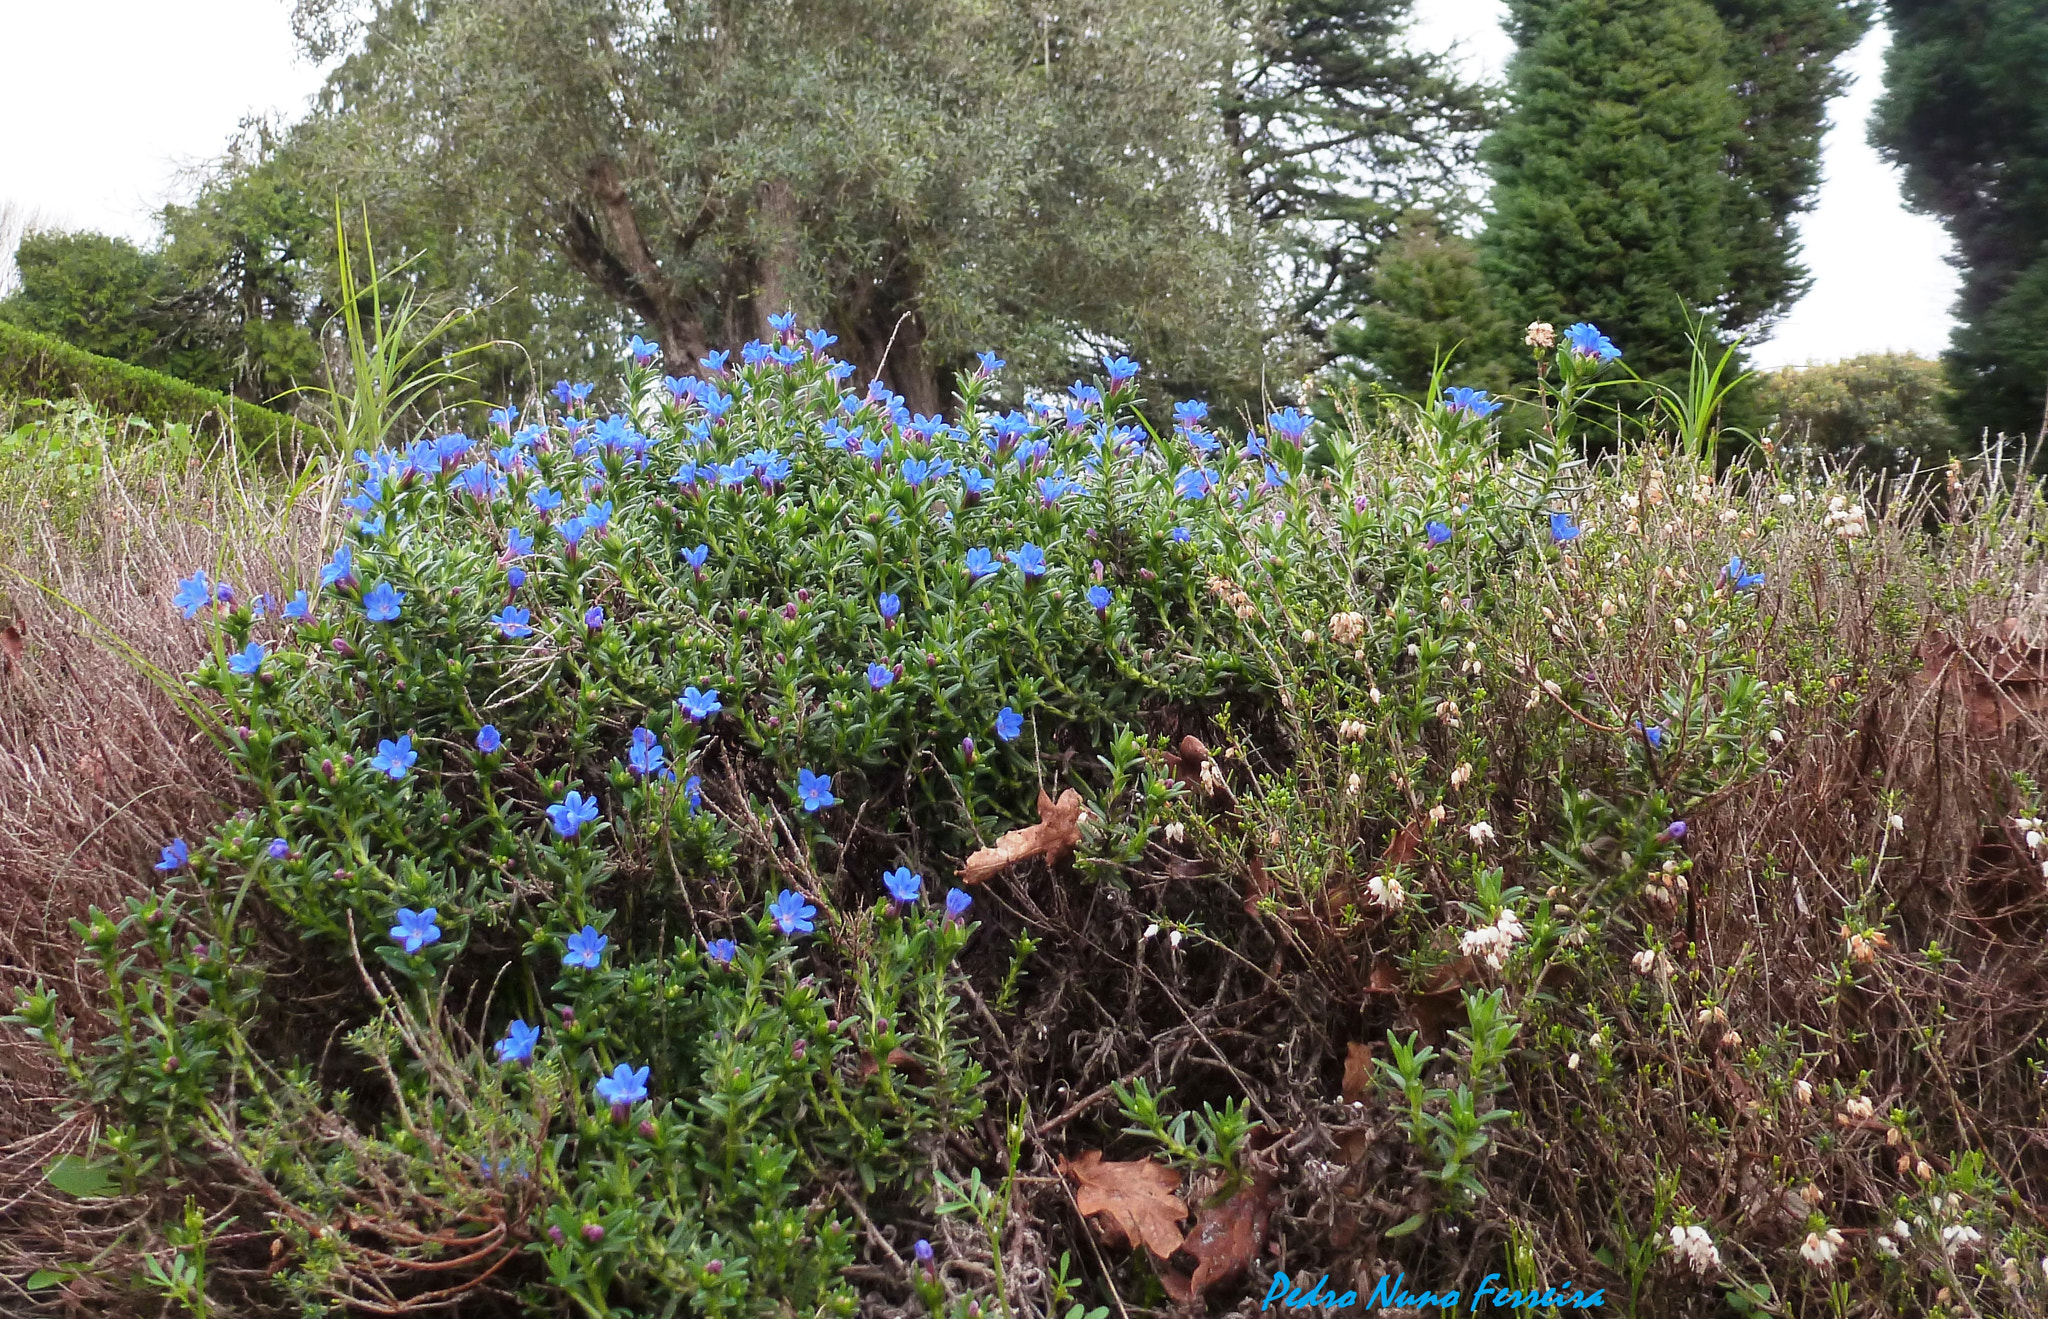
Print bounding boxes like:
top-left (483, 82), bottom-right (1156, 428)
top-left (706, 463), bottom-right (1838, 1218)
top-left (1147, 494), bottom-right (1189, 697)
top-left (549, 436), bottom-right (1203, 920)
top-left (15, 328), bottom-right (1344, 1313)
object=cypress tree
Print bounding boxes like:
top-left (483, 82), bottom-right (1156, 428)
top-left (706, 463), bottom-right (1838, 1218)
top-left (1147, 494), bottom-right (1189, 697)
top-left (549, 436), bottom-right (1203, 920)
top-left (1873, 0), bottom-right (2048, 440)
top-left (1480, 0), bottom-right (1743, 378)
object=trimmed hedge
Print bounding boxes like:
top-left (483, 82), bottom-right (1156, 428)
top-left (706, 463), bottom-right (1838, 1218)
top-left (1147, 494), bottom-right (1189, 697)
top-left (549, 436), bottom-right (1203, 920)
top-left (0, 319), bottom-right (316, 459)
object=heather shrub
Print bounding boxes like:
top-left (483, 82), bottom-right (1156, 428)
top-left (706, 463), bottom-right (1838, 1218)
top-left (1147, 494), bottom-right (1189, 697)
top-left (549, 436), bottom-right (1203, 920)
top-left (13, 322), bottom-right (2048, 1319)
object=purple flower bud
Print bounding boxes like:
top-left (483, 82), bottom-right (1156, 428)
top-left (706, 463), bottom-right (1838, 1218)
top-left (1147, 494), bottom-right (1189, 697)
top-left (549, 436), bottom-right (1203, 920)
top-left (331, 636), bottom-right (356, 657)
top-left (585, 605), bottom-right (605, 630)
top-left (706, 1259), bottom-right (724, 1276)
top-left (639, 1120), bottom-right (657, 1139)
top-left (583, 1224), bottom-right (605, 1243)
top-left (559, 1005), bottom-right (575, 1024)
top-left (1661, 820), bottom-right (1688, 841)
top-left (961, 735), bottom-right (976, 766)
top-left (547, 1225), bottom-right (565, 1244)
top-left (914, 1238), bottom-right (934, 1263)
top-left (792, 1038), bottom-right (807, 1060)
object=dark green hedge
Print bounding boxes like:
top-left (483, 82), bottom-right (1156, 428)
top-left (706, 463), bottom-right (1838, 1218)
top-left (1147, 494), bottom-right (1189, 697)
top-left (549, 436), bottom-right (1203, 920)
top-left (0, 319), bottom-right (317, 459)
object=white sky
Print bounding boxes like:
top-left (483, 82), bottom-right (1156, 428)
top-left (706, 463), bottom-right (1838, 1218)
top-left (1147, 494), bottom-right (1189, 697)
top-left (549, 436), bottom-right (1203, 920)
top-left (0, 0), bottom-right (1960, 369)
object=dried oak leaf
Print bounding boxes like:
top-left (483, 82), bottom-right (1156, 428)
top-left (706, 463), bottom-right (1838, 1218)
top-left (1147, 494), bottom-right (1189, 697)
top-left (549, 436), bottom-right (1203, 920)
top-left (1341, 1042), bottom-right (1375, 1104)
top-left (1182, 1173), bottom-right (1277, 1301)
top-left (1061, 1150), bottom-right (1187, 1258)
top-left (963, 788), bottom-right (1084, 884)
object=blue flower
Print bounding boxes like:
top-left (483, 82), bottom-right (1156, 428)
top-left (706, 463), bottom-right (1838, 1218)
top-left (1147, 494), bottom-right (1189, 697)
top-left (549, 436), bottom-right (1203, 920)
top-left (1068, 381), bottom-right (1103, 407)
top-left (1425, 520), bottom-right (1452, 547)
top-left (805, 327), bottom-right (838, 353)
top-left (995, 706), bottom-right (1023, 742)
top-left (944, 888), bottom-right (973, 921)
top-left (627, 727), bottom-right (668, 777)
top-left (976, 350), bottom-right (1005, 375)
top-left (548, 790), bottom-right (602, 837)
top-left (1563, 322), bottom-right (1621, 361)
top-left (594, 1062), bottom-right (649, 1108)
top-left (758, 453), bottom-right (793, 486)
top-left (173, 572), bottom-right (213, 618)
top-left (867, 662), bottom-right (894, 691)
top-left (700, 349), bottom-right (730, 373)
top-left (476, 725), bottom-right (502, 753)
top-left (506, 567), bottom-right (527, 590)
top-left (155, 838), bottom-right (190, 871)
top-left (1174, 467), bottom-right (1214, 501)
top-left (370, 735), bottom-right (418, 781)
top-left (680, 543), bottom-right (710, 573)
top-left (1725, 555), bottom-right (1766, 591)
top-left (768, 311), bottom-right (798, 336)
top-left (389, 907), bottom-right (442, 954)
top-left (628, 335), bottom-right (660, 363)
top-left (878, 592), bottom-right (902, 623)
top-left (496, 1019), bottom-right (541, 1063)
top-left (1087, 585), bottom-right (1112, 615)
top-left (584, 605), bottom-right (606, 630)
top-left (228, 640), bottom-right (267, 676)
top-left (677, 686), bottom-right (722, 722)
top-left (283, 590), bottom-right (313, 621)
top-left (705, 937), bottom-right (737, 965)
top-left (1171, 526), bottom-right (1192, 543)
top-left (1173, 399), bottom-right (1209, 425)
top-left (357, 514), bottom-right (387, 538)
top-left (685, 774), bottom-right (703, 815)
top-left (1262, 462), bottom-right (1289, 490)
top-left (489, 404), bottom-right (519, 430)
top-left (1267, 407), bottom-right (1312, 444)
top-left (564, 923), bottom-right (609, 969)
top-left (964, 548), bottom-right (998, 580)
top-left (268, 837), bottom-right (289, 860)
top-left (490, 606), bottom-right (533, 639)
top-left (768, 889), bottom-right (818, 936)
top-left (1037, 473), bottom-right (1075, 506)
top-left (529, 486), bottom-right (563, 515)
top-left (1549, 512), bottom-right (1581, 543)
top-left (1444, 387), bottom-right (1504, 418)
top-left (506, 528), bottom-right (534, 558)
top-left (1101, 354), bottom-right (1140, 385)
top-left (796, 769), bottom-right (838, 813)
top-left (884, 867), bottom-right (923, 904)
top-left (901, 457), bottom-right (932, 487)
top-left (1634, 721), bottom-right (1665, 750)
top-left (363, 581), bottom-right (405, 622)
top-left (960, 469), bottom-right (994, 501)
top-left (1012, 544), bottom-right (1048, 579)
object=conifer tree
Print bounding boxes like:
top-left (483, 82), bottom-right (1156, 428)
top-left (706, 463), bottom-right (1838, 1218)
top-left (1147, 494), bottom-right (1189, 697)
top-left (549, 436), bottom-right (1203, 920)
top-left (1873, 0), bottom-right (2048, 440)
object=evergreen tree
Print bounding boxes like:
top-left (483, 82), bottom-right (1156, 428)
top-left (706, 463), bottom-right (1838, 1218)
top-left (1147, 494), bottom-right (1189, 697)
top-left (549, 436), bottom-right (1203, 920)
top-left (0, 231), bottom-right (229, 388)
top-left (1480, 0), bottom-right (1743, 379)
top-left (1873, 0), bottom-right (2048, 440)
top-left (1329, 221), bottom-right (1514, 394)
top-left (1712, 0), bottom-right (1874, 331)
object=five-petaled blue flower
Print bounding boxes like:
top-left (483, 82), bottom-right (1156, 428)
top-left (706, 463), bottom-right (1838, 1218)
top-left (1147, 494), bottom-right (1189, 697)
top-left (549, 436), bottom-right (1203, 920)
top-left (564, 923), bottom-right (609, 969)
top-left (964, 548), bottom-right (998, 580)
top-left (1102, 354), bottom-right (1140, 385)
top-left (678, 686), bottom-right (722, 722)
top-left (1267, 407), bottom-right (1312, 444)
top-left (945, 888), bottom-right (973, 921)
top-left (173, 572), bottom-right (213, 618)
top-left (628, 335), bottom-right (660, 363)
top-left (548, 790), bottom-right (602, 837)
top-left (1444, 387), bottom-right (1504, 418)
top-left (878, 592), bottom-right (901, 622)
top-left (1563, 322), bottom-right (1621, 361)
top-left (867, 662), bottom-right (894, 691)
top-left (796, 769), bottom-right (838, 813)
top-left (1087, 585), bottom-right (1112, 615)
top-left (283, 590), bottom-right (313, 620)
top-left (320, 545), bottom-right (357, 591)
top-left (1635, 721), bottom-right (1665, 750)
top-left (680, 543), bottom-right (710, 573)
top-left (228, 641), bottom-right (267, 676)
top-left (884, 867), bottom-right (923, 904)
top-left (491, 606), bottom-right (534, 639)
top-left (584, 605), bottom-right (605, 630)
top-left (476, 725), bottom-right (502, 753)
top-left (370, 735), bottom-right (418, 780)
top-left (268, 837), bottom-right (289, 860)
top-left (768, 889), bottom-right (818, 936)
top-left (1425, 520), bottom-right (1452, 547)
top-left (1549, 512), bottom-right (1581, 543)
top-left (1175, 467), bottom-right (1214, 501)
top-left (1012, 544), bottom-right (1048, 578)
top-left (995, 706), bottom-right (1024, 742)
top-left (901, 457), bottom-right (932, 487)
top-left (627, 727), bottom-right (668, 777)
top-left (705, 937), bottom-right (737, 965)
top-left (685, 774), bottom-right (703, 815)
top-left (363, 581), bottom-right (405, 622)
top-left (1173, 399), bottom-right (1209, 425)
top-left (495, 1019), bottom-right (540, 1063)
top-left (390, 907), bottom-right (442, 954)
top-left (1725, 555), bottom-right (1766, 591)
top-left (976, 350), bottom-right (1005, 375)
top-left (156, 838), bottom-right (189, 871)
top-left (595, 1062), bottom-right (649, 1108)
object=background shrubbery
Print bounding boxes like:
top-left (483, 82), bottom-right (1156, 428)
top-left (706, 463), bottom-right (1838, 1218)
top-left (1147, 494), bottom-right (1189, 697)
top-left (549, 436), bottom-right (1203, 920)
top-left (6, 323), bottom-right (2048, 1317)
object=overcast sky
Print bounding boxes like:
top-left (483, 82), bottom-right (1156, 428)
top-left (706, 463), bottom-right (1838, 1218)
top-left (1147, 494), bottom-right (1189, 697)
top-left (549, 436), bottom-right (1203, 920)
top-left (0, 0), bottom-right (1960, 370)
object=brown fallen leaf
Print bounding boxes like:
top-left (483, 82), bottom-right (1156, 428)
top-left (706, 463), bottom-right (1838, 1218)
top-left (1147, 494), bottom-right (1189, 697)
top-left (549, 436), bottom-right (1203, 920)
top-left (0, 622), bottom-right (21, 671)
top-left (1182, 1173), bottom-right (1277, 1301)
top-left (963, 788), bottom-right (1085, 884)
top-left (1341, 1042), bottom-right (1375, 1104)
top-left (1918, 621), bottom-right (2048, 739)
top-left (1379, 816), bottom-right (1424, 868)
top-left (1061, 1150), bottom-right (1187, 1259)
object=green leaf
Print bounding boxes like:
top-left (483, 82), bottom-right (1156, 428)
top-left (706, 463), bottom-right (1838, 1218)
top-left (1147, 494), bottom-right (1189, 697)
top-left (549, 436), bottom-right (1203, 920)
top-left (26, 1269), bottom-right (68, 1289)
top-left (45, 1154), bottom-right (118, 1199)
top-left (1385, 1212), bottom-right (1427, 1238)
